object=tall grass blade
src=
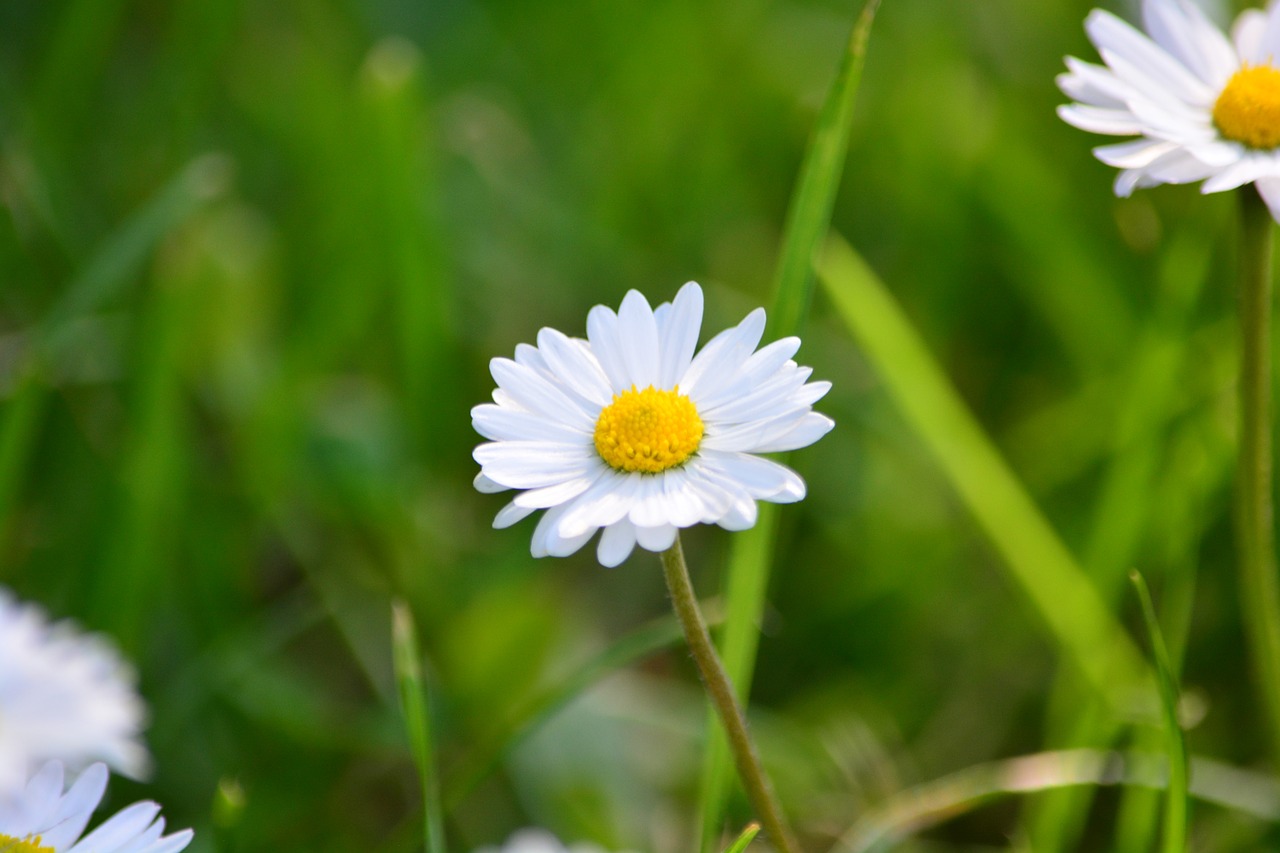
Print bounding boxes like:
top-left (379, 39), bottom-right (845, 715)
top-left (699, 3), bottom-right (880, 848)
top-left (392, 600), bottom-right (447, 853)
top-left (1130, 570), bottom-right (1189, 853)
top-left (815, 233), bottom-right (1147, 704)
top-left (722, 823), bottom-right (760, 853)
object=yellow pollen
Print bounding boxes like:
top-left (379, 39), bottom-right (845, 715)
top-left (1214, 64), bottom-right (1280, 149)
top-left (0, 834), bottom-right (54, 853)
top-left (593, 385), bottom-right (704, 473)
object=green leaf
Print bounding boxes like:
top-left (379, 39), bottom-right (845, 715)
top-left (721, 823), bottom-right (760, 853)
top-left (393, 600), bottom-right (447, 853)
top-left (1130, 570), bottom-right (1189, 853)
top-left (815, 233), bottom-right (1148, 705)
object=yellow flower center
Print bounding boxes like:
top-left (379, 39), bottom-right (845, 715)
top-left (0, 834), bottom-right (53, 853)
top-left (1214, 64), bottom-right (1280, 149)
top-left (593, 385), bottom-right (704, 473)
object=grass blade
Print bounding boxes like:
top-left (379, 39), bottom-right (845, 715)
top-left (392, 600), bottom-right (447, 853)
top-left (700, 3), bottom-right (881, 848)
top-left (815, 233), bottom-right (1147, 704)
top-left (721, 823), bottom-right (760, 853)
top-left (831, 749), bottom-right (1274, 853)
top-left (1129, 570), bottom-right (1189, 853)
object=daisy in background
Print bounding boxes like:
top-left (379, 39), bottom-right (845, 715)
top-left (472, 281), bottom-right (833, 567)
top-left (0, 761), bottom-right (191, 853)
top-left (0, 588), bottom-right (148, 795)
top-left (1058, 0), bottom-right (1280, 220)
top-left (474, 828), bottom-right (625, 853)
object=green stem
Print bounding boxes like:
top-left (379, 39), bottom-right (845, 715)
top-left (660, 535), bottom-right (801, 853)
top-left (1236, 185), bottom-right (1280, 764)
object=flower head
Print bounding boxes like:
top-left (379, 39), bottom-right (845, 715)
top-left (0, 589), bottom-right (148, 794)
top-left (473, 829), bottom-right (621, 853)
top-left (1058, 0), bottom-right (1280, 218)
top-left (473, 282), bottom-right (833, 567)
top-left (0, 762), bottom-right (191, 853)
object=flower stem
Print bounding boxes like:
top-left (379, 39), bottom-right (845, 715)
top-left (660, 535), bottom-right (801, 853)
top-left (1236, 185), bottom-right (1280, 763)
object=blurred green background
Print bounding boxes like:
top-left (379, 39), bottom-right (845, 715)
top-left (1, 0), bottom-right (1274, 850)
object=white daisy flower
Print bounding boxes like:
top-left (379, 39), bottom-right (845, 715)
top-left (1058, 0), bottom-right (1280, 219)
top-left (473, 828), bottom-right (622, 853)
top-left (0, 761), bottom-right (192, 853)
top-left (0, 589), bottom-right (148, 794)
top-left (472, 282), bottom-right (833, 567)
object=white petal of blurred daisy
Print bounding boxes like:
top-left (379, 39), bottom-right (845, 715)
top-left (1058, 0), bottom-right (1280, 218)
top-left (473, 828), bottom-right (625, 853)
top-left (0, 761), bottom-right (192, 853)
top-left (473, 281), bottom-right (833, 567)
top-left (0, 589), bottom-right (148, 794)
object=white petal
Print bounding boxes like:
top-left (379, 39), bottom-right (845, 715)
top-left (474, 441), bottom-right (598, 489)
top-left (586, 305), bottom-right (631, 392)
top-left (1256, 176), bottom-right (1280, 223)
top-left (493, 500), bottom-right (536, 529)
top-left (628, 475), bottom-right (668, 529)
top-left (717, 496), bottom-right (759, 531)
top-left (471, 403), bottom-right (591, 443)
top-left (71, 800), bottom-right (160, 852)
top-left (136, 829), bottom-right (195, 853)
top-left (513, 469), bottom-right (603, 509)
top-left (635, 523), bottom-right (677, 552)
top-left (536, 328), bottom-right (612, 407)
top-left (597, 519), bottom-right (638, 567)
top-left (490, 358), bottom-right (595, 429)
top-left (1262, 0), bottom-right (1280, 65)
top-left (558, 470), bottom-right (643, 538)
top-left (751, 412), bottom-right (835, 453)
top-left (700, 450), bottom-right (806, 502)
top-left (1057, 104), bottom-right (1145, 135)
top-left (473, 472), bottom-right (509, 494)
top-left (1142, 0), bottom-right (1237, 89)
top-left (1093, 137), bottom-right (1179, 168)
top-left (1200, 152), bottom-right (1280, 192)
top-left (616, 290), bottom-right (661, 389)
top-left (530, 504), bottom-right (571, 558)
top-left (1058, 57), bottom-right (1134, 108)
top-left (658, 282), bottom-right (704, 389)
top-left (1234, 9), bottom-right (1268, 62)
top-left (680, 308), bottom-right (766, 400)
top-left (1086, 9), bottom-right (1213, 105)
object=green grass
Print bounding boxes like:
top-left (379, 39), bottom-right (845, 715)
top-left (1, 0), bottom-right (1277, 850)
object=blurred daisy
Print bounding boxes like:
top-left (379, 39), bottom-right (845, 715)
top-left (0, 589), bottom-right (148, 794)
top-left (473, 282), bottom-right (833, 567)
top-left (473, 828), bottom-right (619, 853)
top-left (0, 761), bottom-right (191, 853)
top-left (1058, 0), bottom-right (1280, 218)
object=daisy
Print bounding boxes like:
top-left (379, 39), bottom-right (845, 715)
top-left (1058, 0), bottom-right (1280, 219)
top-left (0, 589), bottom-right (148, 794)
top-left (472, 282), bottom-right (833, 567)
top-left (0, 761), bottom-right (191, 853)
top-left (473, 828), bottom-right (621, 853)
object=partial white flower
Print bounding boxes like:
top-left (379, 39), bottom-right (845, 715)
top-left (0, 761), bottom-right (192, 853)
top-left (472, 282), bottom-right (833, 567)
top-left (1058, 0), bottom-right (1280, 219)
top-left (474, 828), bottom-right (620, 853)
top-left (0, 588), bottom-right (148, 794)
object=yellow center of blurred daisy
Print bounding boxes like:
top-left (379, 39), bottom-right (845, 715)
top-left (1214, 65), bottom-right (1280, 149)
top-left (0, 835), bottom-right (53, 853)
top-left (593, 385), bottom-right (704, 473)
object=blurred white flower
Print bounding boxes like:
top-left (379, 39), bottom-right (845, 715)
top-left (473, 828), bottom-right (619, 853)
top-left (0, 588), bottom-right (148, 793)
top-left (1059, 0), bottom-right (1280, 219)
top-left (0, 761), bottom-right (191, 853)
top-left (472, 282), bottom-right (833, 567)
